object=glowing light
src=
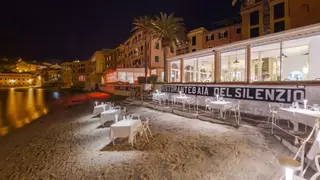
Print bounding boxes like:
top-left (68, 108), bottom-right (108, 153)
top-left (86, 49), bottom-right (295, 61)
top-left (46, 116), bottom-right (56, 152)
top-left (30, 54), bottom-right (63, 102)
top-left (28, 79), bottom-right (33, 83)
top-left (8, 79), bottom-right (15, 83)
top-left (38, 76), bottom-right (41, 80)
top-left (53, 92), bottom-right (60, 99)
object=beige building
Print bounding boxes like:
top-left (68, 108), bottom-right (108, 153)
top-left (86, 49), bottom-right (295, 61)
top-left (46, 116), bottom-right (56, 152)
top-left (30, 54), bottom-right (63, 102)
top-left (0, 73), bottom-right (34, 86)
top-left (61, 60), bottom-right (90, 87)
top-left (13, 60), bottom-right (36, 73)
top-left (115, 32), bottom-right (176, 82)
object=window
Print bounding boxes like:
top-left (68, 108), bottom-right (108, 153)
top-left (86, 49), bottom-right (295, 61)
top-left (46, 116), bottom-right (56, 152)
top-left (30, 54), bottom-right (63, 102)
top-left (220, 48), bottom-right (246, 82)
top-left (155, 56), bottom-right (160, 63)
top-left (155, 42), bottom-right (160, 49)
top-left (206, 34), bottom-right (214, 41)
top-left (274, 21), bottom-right (285, 32)
top-left (274, 2), bottom-right (285, 20)
top-left (251, 43), bottom-right (281, 82)
top-left (192, 49), bottom-right (196, 52)
top-left (78, 75), bottom-right (86, 82)
top-left (250, 27), bottom-right (259, 38)
top-left (170, 46), bottom-right (174, 53)
top-left (141, 46), bottom-right (143, 51)
top-left (281, 36), bottom-right (320, 81)
top-left (250, 11), bottom-right (259, 26)
top-left (236, 28), bottom-right (241, 34)
top-left (219, 31), bottom-right (228, 39)
top-left (192, 36), bottom-right (196, 46)
top-left (170, 62), bottom-right (180, 82)
top-left (184, 55), bottom-right (214, 82)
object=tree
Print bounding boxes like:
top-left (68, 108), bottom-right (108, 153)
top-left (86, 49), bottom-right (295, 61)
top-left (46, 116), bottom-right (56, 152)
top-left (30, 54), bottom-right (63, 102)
top-left (132, 13), bottom-right (186, 83)
top-left (232, 0), bottom-right (270, 35)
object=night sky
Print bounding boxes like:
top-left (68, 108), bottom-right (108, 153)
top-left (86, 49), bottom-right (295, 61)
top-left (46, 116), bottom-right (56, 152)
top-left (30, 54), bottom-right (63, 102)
top-left (0, 0), bottom-right (240, 62)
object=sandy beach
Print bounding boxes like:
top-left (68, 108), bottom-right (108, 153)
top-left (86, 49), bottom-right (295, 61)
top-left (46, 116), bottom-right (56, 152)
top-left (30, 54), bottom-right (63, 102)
top-left (0, 99), bottom-right (293, 180)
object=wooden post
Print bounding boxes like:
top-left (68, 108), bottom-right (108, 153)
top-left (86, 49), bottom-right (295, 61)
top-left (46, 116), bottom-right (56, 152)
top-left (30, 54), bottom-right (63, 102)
top-left (246, 45), bottom-right (251, 83)
top-left (214, 51), bottom-right (220, 83)
top-left (180, 58), bottom-right (184, 83)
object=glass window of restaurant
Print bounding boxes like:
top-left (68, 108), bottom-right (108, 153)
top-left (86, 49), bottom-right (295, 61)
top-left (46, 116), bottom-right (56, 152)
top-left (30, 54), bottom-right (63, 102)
top-left (220, 48), bottom-right (246, 82)
top-left (281, 35), bottom-right (320, 81)
top-left (250, 35), bottom-right (320, 81)
top-left (251, 43), bottom-right (281, 81)
top-left (170, 62), bottom-right (180, 82)
top-left (183, 55), bottom-right (214, 83)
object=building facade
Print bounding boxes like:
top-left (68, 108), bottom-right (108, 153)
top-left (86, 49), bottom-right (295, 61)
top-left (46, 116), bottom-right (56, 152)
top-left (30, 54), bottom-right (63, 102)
top-left (0, 73), bottom-right (33, 86)
top-left (240, 0), bottom-right (320, 39)
top-left (61, 60), bottom-right (90, 87)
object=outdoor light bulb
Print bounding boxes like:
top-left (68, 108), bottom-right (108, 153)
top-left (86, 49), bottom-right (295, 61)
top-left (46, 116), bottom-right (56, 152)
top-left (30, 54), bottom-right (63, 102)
top-left (285, 168), bottom-right (293, 180)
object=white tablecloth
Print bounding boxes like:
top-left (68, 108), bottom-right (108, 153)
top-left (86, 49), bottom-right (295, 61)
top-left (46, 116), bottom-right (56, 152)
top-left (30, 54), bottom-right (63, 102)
top-left (110, 119), bottom-right (142, 144)
top-left (152, 93), bottom-right (167, 104)
top-left (209, 101), bottom-right (233, 117)
top-left (279, 108), bottom-right (320, 131)
top-left (93, 104), bottom-right (109, 114)
top-left (100, 109), bottom-right (121, 124)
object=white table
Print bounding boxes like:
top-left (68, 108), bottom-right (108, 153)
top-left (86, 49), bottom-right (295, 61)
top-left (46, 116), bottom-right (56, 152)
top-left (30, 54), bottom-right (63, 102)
top-left (209, 101), bottom-right (233, 118)
top-left (93, 104), bottom-right (109, 115)
top-left (109, 119), bottom-right (142, 146)
top-left (279, 108), bottom-right (320, 145)
top-left (100, 109), bottom-right (121, 125)
top-left (279, 108), bottom-right (320, 131)
top-left (173, 96), bottom-right (188, 109)
top-left (152, 93), bottom-right (167, 104)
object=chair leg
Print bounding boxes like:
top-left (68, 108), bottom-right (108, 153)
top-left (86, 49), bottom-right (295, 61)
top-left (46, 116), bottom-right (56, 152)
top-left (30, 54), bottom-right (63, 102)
top-left (143, 129), bottom-right (149, 142)
top-left (147, 126), bottom-right (152, 137)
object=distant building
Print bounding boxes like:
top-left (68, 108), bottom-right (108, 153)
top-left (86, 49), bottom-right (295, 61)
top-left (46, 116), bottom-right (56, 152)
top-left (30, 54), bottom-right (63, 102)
top-left (0, 73), bottom-right (33, 86)
top-left (13, 60), bottom-right (36, 73)
top-left (61, 60), bottom-right (90, 87)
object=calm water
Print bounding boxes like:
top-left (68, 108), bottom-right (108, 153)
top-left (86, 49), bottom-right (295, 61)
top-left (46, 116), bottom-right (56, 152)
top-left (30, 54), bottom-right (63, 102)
top-left (0, 88), bottom-right (72, 136)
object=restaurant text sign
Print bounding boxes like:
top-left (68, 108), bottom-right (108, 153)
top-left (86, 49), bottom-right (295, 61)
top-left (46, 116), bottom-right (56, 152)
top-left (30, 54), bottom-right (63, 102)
top-left (161, 85), bottom-right (305, 103)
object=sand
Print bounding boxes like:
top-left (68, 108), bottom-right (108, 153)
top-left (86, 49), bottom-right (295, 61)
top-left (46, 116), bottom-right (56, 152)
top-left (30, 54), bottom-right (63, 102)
top-left (0, 101), bottom-right (293, 180)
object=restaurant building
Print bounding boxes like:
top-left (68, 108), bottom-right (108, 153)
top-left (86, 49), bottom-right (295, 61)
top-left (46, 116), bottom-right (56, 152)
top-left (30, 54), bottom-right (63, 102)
top-left (162, 23), bottom-right (320, 116)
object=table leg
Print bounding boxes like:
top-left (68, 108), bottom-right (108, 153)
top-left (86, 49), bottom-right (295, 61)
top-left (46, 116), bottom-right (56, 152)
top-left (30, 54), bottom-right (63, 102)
top-left (293, 122), bottom-right (300, 145)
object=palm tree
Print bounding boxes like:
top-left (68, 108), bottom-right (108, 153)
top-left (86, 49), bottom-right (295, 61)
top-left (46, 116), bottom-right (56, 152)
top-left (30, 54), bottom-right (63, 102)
top-left (132, 16), bottom-right (153, 83)
top-left (132, 13), bottom-right (186, 83)
top-left (232, 0), bottom-right (270, 35)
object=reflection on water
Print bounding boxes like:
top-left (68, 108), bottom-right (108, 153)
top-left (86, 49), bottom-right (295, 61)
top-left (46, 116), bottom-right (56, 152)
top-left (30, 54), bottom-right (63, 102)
top-left (0, 88), bottom-right (68, 136)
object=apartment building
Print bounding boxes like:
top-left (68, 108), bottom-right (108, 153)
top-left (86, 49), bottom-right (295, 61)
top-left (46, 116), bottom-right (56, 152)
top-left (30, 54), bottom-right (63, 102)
top-left (115, 32), bottom-right (176, 82)
top-left (240, 0), bottom-right (320, 39)
top-left (0, 73), bottom-right (33, 86)
top-left (61, 60), bottom-right (91, 87)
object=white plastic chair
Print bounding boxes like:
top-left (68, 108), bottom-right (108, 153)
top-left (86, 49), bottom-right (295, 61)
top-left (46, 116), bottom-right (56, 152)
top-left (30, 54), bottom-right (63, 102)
top-left (226, 101), bottom-right (241, 126)
top-left (205, 98), bottom-right (213, 111)
top-left (184, 96), bottom-right (196, 112)
top-left (268, 103), bottom-right (290, 129)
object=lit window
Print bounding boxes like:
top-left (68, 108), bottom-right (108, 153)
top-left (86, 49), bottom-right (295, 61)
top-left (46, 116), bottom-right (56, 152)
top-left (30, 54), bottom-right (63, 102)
top-left (274, 21), bottom-right (285, 32)
top-left (219, 31), bottom-right (228, 39)
top-left (251, 43), bottom-right (281, 82)
top-left (170, 62), bottom-right (180, 82)
top-left (206, 34), bottom-right (214, 41)
top-left (78, 75), bottom-right (86, 82)
top-left (220, 48), bottom-right (247, 82)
